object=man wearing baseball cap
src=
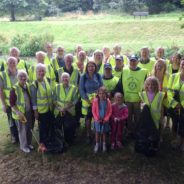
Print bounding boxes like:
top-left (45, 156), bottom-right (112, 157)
top-left (112, 55), bottom-right (124, 79)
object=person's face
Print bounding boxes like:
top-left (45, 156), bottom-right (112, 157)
top-left (10, 49), bottom-right (19, 58)
top-left (8, 59), bottom-right (17, 69)
top-left (46, 44), bottom-right (53, 54)
top-left (115, 94), bottom-right (123, 104)
top-left (155, 61), bottom-right (164, 73)
top-left (57, 48), bottom-right (64, 57)
top-left (37, 68), bottom-right (45, 80)
top-left (115, 59), bottom-right (124, 69)
top-left (65, 56), bottom-right (73, 68)
top-left (19, 74), bottom-right (27, 86)
top-left (62, 75), bottom-right (69, 85)
top-left (98, 90), bottom-right (106, 100)
top-left (95, 52), bottom-right (103, 62)
top-left (36, 54), bottom-right (44, 63)
top-left (77, 46), bottom-right (82, 54)
top-left (113, 47), bottom-right (121, 55)
top-left (104, 68), bottom-right (112, 77)
top-left (129, 60), bottom-right (138, 70)
top-left (103, 48), bottom-right (110, 56)
top-left (79, 53), bottom-right (86, 62)
top-left (87, 63), bottom-right (96, 74)
top-left (147, 81), bottom-right (156, 92)
top-left (172, 55), bottom-right (180, 65)
top-left (141, 49), bottom-right (149, 58)
top-left (157, 48), bottom-right (164, 58)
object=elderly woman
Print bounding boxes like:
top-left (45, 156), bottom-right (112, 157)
top-left (167, 59), bottom-right (184, 151)
top-left (30, 63), bottom-right (53, 152)
top-left (57, 53), bottom-right (80, 86)
top-left (53, 72), bottom-right (78, 145)
top-left (10, 70), bottom-right (34, 153)
top-left (1, 47), bottom-right (27, 72)
top-left (79, 60), bottom-right (103, 143)
top-left (28, 51), bottom-right (56, 88)
top-left (0, 57), bottom-right (19, 143)
top-left (73, 50), bottom-right (87, 75)
top-left (102, 46), bottom-right (114, 64)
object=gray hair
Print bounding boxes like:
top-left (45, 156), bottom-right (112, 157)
top-left (9, 47), bottom-right (20, 54)
top-left (7, 56), bottom-right (17, 64)
top-left (64, 53), bottom-right (73, 62)
top-left (60, 72), bottom-right (70, 81)
top-left (36, 63), bottom-right (46, 72)
top-left (35, 51), bottom-right (46, 57)
top-left (17, 69), bottom-right (28, 79)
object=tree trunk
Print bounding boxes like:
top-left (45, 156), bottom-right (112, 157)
top-left (10, 4), bottom-right (16, 21)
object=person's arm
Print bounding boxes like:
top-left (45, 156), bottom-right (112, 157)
top-left (92, 99), bottom-right (99, 122)
top-left (104, 100), bottom-right (112, 122)
top-left (79, 74), bottom-right (88, 100)
top-left (119, 107), bottom-right (128, 121)
top-left (0, 76), bottom-right (6, 112)
top-left (30, 83), bottom-right (39, 120)
top-left (112, 76), bottom-right (123, 96)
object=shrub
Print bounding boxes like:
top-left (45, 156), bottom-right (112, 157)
top-left (11, 33), bottom-right (54, 56)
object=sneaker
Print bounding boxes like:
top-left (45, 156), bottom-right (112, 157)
top-left (117, 141), bottom-right (123, 149)
top-left (111, 143), bottom-right (115, 150)
top-left (28, 145), bottom-right (34, 150)
top-left (103, 143), bottom-right (107, 152)
top-left (21, 147), bottom-right (30, 153)
top-left (94, 144), bottom-right (99, 153)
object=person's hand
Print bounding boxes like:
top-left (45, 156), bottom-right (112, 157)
top-left (34, 110), bottom-right (39, 120)
top-left (114, 118), bottom-right (119, 122)
top-left (17, 111), bottom-right (27, 123)
top-left (2, 104), bottom-right (6, 113)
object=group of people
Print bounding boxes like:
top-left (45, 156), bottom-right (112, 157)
top-left (0, 43), bottom-right (184, 156)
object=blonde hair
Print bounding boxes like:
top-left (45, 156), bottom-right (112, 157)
top-left (144, 76), bottom-right (159, 93)
top-left (152, 59), bottom-right (167, 77)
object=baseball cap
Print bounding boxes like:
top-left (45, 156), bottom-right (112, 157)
top-left (104, 63), bottom-right (112, 69)
top-left (115, 55), bottom-right (123, 61)
top-left (129, 55), bottom-right (138, 61)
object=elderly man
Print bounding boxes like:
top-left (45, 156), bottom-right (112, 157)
top-left (0, 57), bottom-right (19, 143)
top-left (44, 43), bottom-right (55, 66)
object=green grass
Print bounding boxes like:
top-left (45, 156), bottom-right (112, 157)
top-left (0, 12), bottom-right (184, 53)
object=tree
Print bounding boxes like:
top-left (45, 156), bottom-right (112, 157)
top-left (0, 0), bottom-right (28, 21)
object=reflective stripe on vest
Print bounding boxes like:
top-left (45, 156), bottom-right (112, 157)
top-left (54, 84), bottom-right (76, 116)
top-left (35, 78), bottom-right (52, 113)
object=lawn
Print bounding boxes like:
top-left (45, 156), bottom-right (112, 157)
top-left (0, 12), bottom-right (184, 53)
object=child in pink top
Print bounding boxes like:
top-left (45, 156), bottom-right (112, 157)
top-left (111, 92), bottom-right (128, 149)
top-left (92, 86), bottom-right (112, 153)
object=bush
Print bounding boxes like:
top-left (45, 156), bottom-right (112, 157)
top-left (0, 34), bottom-right (9, 55)
top-left (11, 33), bottom-right (54, 56)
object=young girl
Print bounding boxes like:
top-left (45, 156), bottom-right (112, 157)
top-left (110, 93), bottom-right (128, 150)
top-left (92, 86), bottom-right (112, 153)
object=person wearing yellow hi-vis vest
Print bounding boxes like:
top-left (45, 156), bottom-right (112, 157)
top-left (112, 55), bottom-right (124, 79)
top-left (139, 77), bottom-right (165, 130)
top-left (0, 57), bottom-right (19, 143)
top-left (53, 72), bottom-right (79, 145)
top-left (93, 49), bottom-right (104, 75)
top-left (79, 60), bottom-right (103, 143)
top-left (102, 63), bottom-right (119, 97)
top-left (138, 47), bottom-right (155, 75)
top-left (102, 46), bottom-right (114, 65)
top-left (10, 70), bottom-right (34, 153)
top-left (28, 51), bottom-right (56, 89)
top-left (111, 44), bottom-right (129, 67)
top-left (1, 47), bottom-right (28, 72)
top-left (56, 54), bottom-right (80, 86)
top-left (51, 46), bottom-right (65, 72)
top-left (167, 59), bottom-right (184, 151)
top-left (44, 43), bottom-right (55, 66)
top-left (167, 53), bottom-right (181, 75)
top-left (30, 63), bottom-right (54, 152)
top-left (114, 55), bottom-right (147, 136)
top-left (73, 50), bottom-right (87, 75)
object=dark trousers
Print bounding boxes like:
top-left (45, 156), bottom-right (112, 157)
top-left (55, 112), bottom-right (77, 145)
top-left (6, 106), bottom-right (19, 142)
top-left (38, 111), bottom-right (54, 145)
